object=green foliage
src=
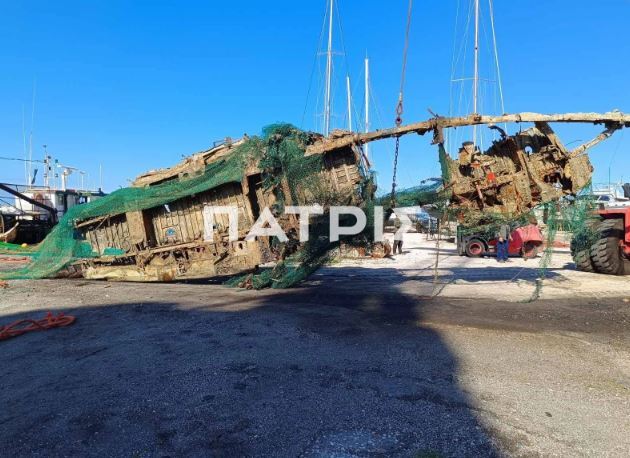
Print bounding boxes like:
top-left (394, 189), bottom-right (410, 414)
top-left (376, 179), bottom-right (445, 209)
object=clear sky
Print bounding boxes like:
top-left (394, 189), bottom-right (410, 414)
top-left (1, 0), bottom-right (628, 193)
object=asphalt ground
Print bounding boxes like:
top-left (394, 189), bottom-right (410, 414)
top-left (0, 234), bottom-right (629, 456)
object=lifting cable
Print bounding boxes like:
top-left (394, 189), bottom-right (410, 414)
top-left (390, 0), bottom-right (413, 208)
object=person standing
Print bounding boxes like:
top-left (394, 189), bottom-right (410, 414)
top-left (393, 217), bottom-right (403, 255)
top-left (496, 223), bottom-right (511, 263)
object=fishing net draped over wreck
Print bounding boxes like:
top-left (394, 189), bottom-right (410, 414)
top-left (0, 124), bottom-right (373, 285)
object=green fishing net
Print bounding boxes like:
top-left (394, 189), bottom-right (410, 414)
top-left (225, 125), bottom-right (375, 289)
top-left (0, 242), bottom-right (37, 256)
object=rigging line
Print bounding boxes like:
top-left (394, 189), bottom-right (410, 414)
top-left (22, 105), bottom-right (27, 184)
top-left (0, 156), bottom-right (45, 163)
top-left (334, 0), bottom-right (353, 85)
top-left (454, 0), bottom-right (475, 149)
top-left (314, 57), bottom-right (326, 132)
top-left (391, 0), bottom-right (413, 207)
top-left (609, 129), bottom-right (624, 167)
top-left (333, 0), bottom-right (355, 131)
top-left (488, 0), bottom-right (506, 117)
top-left (454, 0), bottom-right (474, 118)
top-left (301, 0), bottom-right (330, 129)
top-left (368, 78), bottom-right (384, 129)
top-left (449, 0), bottom-right (463, 84)
top-left (350, 65), bottom-right (365, 131)
top-left (451, 0), bottom-right (474, 83)
top-left (365, 76), bottom-right (396, 167)
top-left (29, 80), bottom-right (36, 169)
top-left (447, 0), bottom-right (462, 150)
top-left (396, 0), bottom-right (413, 118)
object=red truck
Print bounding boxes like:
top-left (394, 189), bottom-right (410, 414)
top-left (458, 224), bottom-right (544, 259)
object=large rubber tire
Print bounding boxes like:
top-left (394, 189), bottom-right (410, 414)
top-left (590, 218), bottom-right (625, 275)
top-left (522, 241), bottom-right (541, 259)
top-left (571, 233), bottom-right (595, 272)
top-left (465, 238), bottom-right (486, 257)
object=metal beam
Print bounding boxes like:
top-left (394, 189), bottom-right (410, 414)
top-left (306, 111), bottom-right (630, 155)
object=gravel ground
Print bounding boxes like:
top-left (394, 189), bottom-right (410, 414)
top-left (0, 234), bottom-right (629, 457)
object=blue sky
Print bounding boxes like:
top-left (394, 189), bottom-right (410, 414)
top-left (0, 0), bottom-right (628, 193)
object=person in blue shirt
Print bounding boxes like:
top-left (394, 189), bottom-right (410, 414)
top-left (496, 223), bottom-right (511, 263)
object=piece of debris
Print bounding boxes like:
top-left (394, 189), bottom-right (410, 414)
top-left (0, 280), bottom-right (8, 289)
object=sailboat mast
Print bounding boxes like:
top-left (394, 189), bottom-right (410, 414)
top-left (364, 56), bottom-right (370, 161)
top-left (324, 0), bottom-right (334, 136)
top-left (346, 75), bottom-right (352, 131)
top-left (472, 0), bottom-right (480, 145)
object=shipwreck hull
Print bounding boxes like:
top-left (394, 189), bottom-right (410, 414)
top-left (16, 111), bottom-right (624, 285)
top-left (69, 143), bottom-right (364, 282)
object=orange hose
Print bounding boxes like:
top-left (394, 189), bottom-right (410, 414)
top-left (0, 312), bottom-right (76, 341)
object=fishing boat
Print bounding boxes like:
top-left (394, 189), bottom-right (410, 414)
top-left (0, 154), bottom-right (105, 244)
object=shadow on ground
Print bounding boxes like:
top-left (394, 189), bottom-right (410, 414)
top-left (0, 268), bottom-right (503, 457)
top-left (317, 264), bottom-right (565, 284)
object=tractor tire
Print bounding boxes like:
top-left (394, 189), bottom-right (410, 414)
top-left (465, 238), bottom-right (486, 257)
top-left (589, 218), bottom-right (625, 275)
top-left (570, 234), bottom-right (595, 272)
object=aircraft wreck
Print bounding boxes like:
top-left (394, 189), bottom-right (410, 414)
top-left (3, 111), bottom-right (630, 284)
